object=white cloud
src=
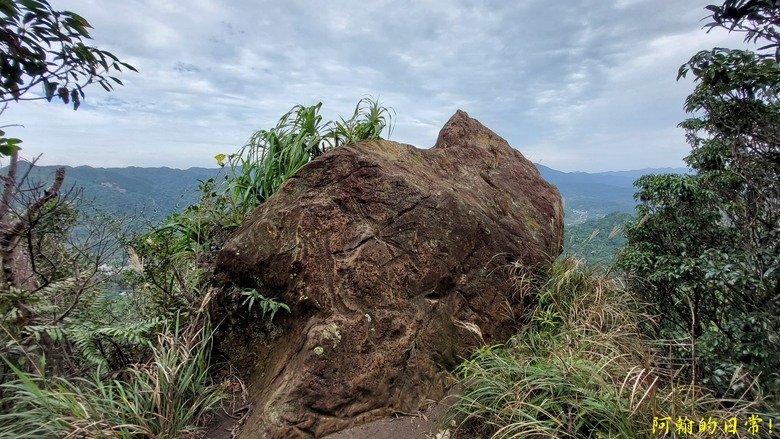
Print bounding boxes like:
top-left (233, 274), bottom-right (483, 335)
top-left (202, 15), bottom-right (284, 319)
top-left (15, 1), bottom-right (750, 172)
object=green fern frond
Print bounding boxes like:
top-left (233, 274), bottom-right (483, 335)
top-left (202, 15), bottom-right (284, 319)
top-left (22, 325), bottom-right (66, 343)
top-left (93, 317), bottom-right (163, 348)
top-left (64, 312), bottom-right (164, 368)
top-left (36, 278), bottom-right (77, 301)
top-left (66, 321), bottom-right (107, 368)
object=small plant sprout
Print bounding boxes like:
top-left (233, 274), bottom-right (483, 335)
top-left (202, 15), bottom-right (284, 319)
top-left (240, 288), bottom-right (290, 322)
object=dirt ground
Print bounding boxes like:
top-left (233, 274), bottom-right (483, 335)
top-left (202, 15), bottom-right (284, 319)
top-left (322, 394), bottom-right (457, 439)
top-left (204, 388), bottom-right (460, 439)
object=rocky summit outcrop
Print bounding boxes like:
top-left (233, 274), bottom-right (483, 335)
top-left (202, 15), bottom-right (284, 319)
top-left (214, 110), bottom-right (564, 438)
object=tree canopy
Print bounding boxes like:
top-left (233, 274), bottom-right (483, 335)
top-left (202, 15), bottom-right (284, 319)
top-left (0, 0), bottom-right (135, 106)
top-left (0, 0), bottom-right (135, 155)
top-left (619, 0), bottom-right (780, 399)
top-left (704, 0), bottom-right (780, 59)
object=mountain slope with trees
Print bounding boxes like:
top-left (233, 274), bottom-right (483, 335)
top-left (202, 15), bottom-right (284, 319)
top-left (2, 163), bottom-right (682, 226)
top-left (535, 164), bottom-right (687, 224)
top-left (15, 164), bottom-right (219, 222)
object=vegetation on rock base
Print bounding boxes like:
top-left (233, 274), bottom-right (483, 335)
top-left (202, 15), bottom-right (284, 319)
top-left (450, 1), bottom-right (780, 436)
top-left (0, 85), bottom-right (395, 437)
top-left (449, 258), bottom-right (771, 438)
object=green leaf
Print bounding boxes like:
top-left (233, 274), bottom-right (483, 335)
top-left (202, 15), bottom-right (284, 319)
top-left (120, 61), bottom-right (138, 72)
top-left (0, 144), bottom-right (21, 156)
top-left (57, 86), bottom-right (69, 104)
top-left (0, 136), bottom-right (23, 155)
top-left (70, 88), bottom-right (79, 110)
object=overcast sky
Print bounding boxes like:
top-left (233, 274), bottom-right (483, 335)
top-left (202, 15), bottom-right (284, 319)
top-left (3, 1), bottom-right (748, 172)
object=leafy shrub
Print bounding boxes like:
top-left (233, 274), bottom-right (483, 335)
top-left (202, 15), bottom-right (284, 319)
top-left (0, 186), bottom-right (224, 438)
top-left (618, 15), bottom-right (780, 400)
top-left (0, 316), bottom-right (223, 438)
top-left (448, 258), bottom-right (770, 438)
top-left (0, 206), bottom-right (163, 376)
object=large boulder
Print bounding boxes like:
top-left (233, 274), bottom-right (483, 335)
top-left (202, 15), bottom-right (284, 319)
top-left (214, 110), bottom-right (563, 438)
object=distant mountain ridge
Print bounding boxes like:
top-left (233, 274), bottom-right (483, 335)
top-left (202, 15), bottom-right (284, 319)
top-left (534, 164), bottom-right (688, 224)
top-left (8, 163), bottom-right (688, 224)
top-left (13, 164), bottom-right (220, 223)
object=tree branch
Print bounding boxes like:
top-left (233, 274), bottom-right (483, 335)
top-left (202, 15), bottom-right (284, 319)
top-left (6, 167), bottom-right (65, 237)
top-left (0, 151), bottom-right (18, 221)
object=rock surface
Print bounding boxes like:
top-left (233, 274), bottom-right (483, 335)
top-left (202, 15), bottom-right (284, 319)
top-left (214, 110), bottom-right (563, 438)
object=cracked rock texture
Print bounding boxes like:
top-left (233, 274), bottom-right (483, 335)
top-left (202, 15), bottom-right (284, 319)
top-left (214, 110), bottom-right (563, 438)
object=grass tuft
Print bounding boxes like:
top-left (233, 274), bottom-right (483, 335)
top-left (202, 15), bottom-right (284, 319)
top-left (448, 257), bottom-right (770, 438)
top-left (0, 315), bottom-right (223, 438)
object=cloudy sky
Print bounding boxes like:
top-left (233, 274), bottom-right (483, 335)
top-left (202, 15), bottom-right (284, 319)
top-left (3, 1), bottom-right (749, 172)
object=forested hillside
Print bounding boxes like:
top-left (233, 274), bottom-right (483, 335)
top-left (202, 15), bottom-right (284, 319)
top-left (12, 163), bottom-right (219, 222)
top-left (9, 162), bottom-right (680, 226)
top-left (535, 164), bottom-right (687, 224)
top-left (9, 163), bottom-right (668, 265)
top-left (564, 211), bottom-right (633, 266)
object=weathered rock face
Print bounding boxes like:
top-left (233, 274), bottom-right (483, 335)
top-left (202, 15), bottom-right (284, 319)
top-left (214, 110), bottom-right (563, 438)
